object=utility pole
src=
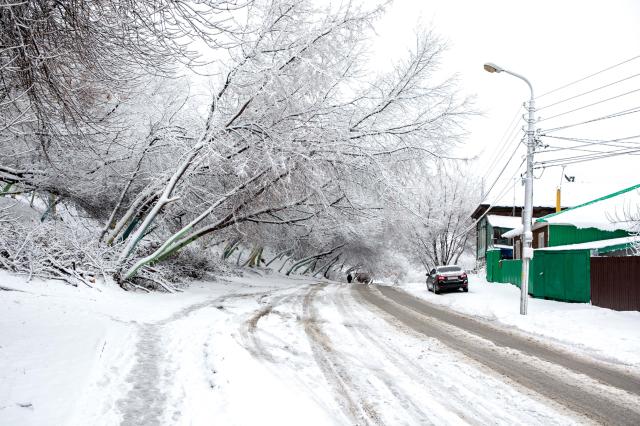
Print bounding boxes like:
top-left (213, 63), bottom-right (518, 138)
top-left (484, 62), bottom-right (536, 315)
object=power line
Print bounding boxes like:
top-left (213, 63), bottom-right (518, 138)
top-left (482, 105), bottom-right (523, 176)
top-left (534, 147), bottom-right (640, 168)
top-left (456, 158), bottom-right (527, 238)
top-left (540, 105), bottom-right (640, 133)
top-left (545, 134), bottom-right (640, 143)
top-left (536, 54), bottom-right (640, 99)
top-left (540, 134), bottom-right (640, 153)
top-left (538, 87), bottom-right (640, 122)
top-left (538, 146), bottom-right (640, 163)
top-left (481, 135), bottom-right (523, 201)
top-left (541, 144), bottom-right (640, 155)
top-left (537, 72), bottom-right (640, 111)
top-left (486, 159), bottom-right (526, 205)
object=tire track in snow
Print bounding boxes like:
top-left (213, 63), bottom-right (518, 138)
top-left (302, 284), bottom-right (383, 426)
top-left (357, 284), bottom-right (640, 425)
top-left (237, 285), bottom-right (309, 363)
top-left (231, 286), bottom-right (353, 424)
top-left (334, 287), bottom-right (480, 425)
top-left (340, 285), bottom-right (581, 425)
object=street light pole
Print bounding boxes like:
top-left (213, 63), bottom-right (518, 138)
top-left (484, 62), bottom-right (535, 315)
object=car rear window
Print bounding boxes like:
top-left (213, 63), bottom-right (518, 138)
top-left (438, 266), bottom-right (462, 273)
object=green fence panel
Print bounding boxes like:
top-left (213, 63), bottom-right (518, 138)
top-left (499, 259), bottom-right (522, 287)
top-left (536, 249), bottom-right (591, 302)
top-left (530, 255), bottom-right (544, 298)
top-left (486, 249), bottom-right (501, 282)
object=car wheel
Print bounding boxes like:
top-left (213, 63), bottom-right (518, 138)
top-left (463, 287), bottom-right (468, 293)
top-left (434, 283), bottom-right (440, 295)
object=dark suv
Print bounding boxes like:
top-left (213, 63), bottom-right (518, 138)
top-left (426, 265), bottom-right (468, 294)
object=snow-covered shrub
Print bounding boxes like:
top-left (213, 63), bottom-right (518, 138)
top-left (0, 202), bottom-right (116, 287)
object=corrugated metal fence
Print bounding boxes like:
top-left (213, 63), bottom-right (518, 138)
top-left (591, 256), bottom-right (640, 311)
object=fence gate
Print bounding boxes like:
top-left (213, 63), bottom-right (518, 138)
top-left (590, 256), bottom-right (640, 311)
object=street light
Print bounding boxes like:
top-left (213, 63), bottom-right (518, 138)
top-left (484, 62), bottom-right (536, 316)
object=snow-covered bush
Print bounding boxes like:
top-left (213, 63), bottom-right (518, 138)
top-left (0, 204), bottom-right (114, 287)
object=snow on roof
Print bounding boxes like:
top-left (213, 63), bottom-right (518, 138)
top-left (537, 184), bottom-right (640, 232)
top-left (501, 227), bottom-right (521, 239)
top-left (486, 215), bottom-right (521, 229)
top-left (537, 235), bottom-right (640, 252)
top-left (500, 221), bottom-right (547, 238)
top-left (493, 244), bottom-right (513, 250)
top-left (502, 184), bottom-right (640, 237)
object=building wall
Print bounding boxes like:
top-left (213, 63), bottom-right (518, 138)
top-left (476, 219), bottom-right (488, 260)
top-left (547, 225), bottom-right (630, 247)
top-left (533, 226), bottom-right (548, 249)
top-left (512, 225), bottom-right (548, 260)
top-left (477, 219), bottom-right (515, 260)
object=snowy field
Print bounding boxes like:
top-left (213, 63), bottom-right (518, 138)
top-left (0, 269), bottom-right (602, 425)
top-left (400, 274), bottom-right (640, 371)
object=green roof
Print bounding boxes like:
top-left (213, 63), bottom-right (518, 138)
top-left (536, 183), bottom-right (640, 223)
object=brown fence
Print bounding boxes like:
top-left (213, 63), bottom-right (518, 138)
top-left (591, 256), bottom-right (640, 311)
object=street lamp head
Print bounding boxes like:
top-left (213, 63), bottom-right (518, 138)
top-left (483, 62), bottom-right (503, 73)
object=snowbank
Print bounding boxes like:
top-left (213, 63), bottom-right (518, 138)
top-left (0, 269), bottom-right (331, 425)
top-left (0, 270), bottom-right (241, 425)
top-left (399, 274), bottom-right (640, 370)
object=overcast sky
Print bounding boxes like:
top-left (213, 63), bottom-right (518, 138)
top-left (371, 0), bottom-right (640, 207)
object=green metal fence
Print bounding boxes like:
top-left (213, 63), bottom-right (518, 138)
top-left (533, 249), bottom-right (591, 302)
top-left (486, 250), bottom-right (528, 289)
top-left (486, 248), bottom-right (591, 302)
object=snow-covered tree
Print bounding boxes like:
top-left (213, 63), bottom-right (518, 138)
top-left (1, 0), bottom-right (473, 287)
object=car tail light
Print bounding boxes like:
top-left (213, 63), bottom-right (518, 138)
top-left (460, 273), bottom-right (467, 279)
top-left (437, 275), bottom-right (446, 281)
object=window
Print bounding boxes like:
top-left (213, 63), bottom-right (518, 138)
top-left (478, 221), bottom-right (486, 257)
top-left (437, 266), bottom-right (462, 273)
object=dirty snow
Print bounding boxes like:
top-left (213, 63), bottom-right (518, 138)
top-left (0, 268), bottom-right (629, 425)
top-left (400, 273), bottom-right (640, 371)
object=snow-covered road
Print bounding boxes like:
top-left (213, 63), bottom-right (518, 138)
top-left (2, 272), bottom-right (640, 425)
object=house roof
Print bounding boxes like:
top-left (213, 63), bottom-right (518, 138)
top-left (537, 235), bottom-right (640, 253)
top-left (470, 204), bottom-right (557, 220)
top-left (501, 183), bottom-right (640, 238)
top-left (486, 215), bottom-right (521, 229)
top-left (501, 222), bottom-right (544, 239)
top-left (537, 183), bottom-right (640, 232)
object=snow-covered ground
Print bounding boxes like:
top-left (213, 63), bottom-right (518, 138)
top-left (1, 269), bottom-right (593, 425)
top-left (400, 273), bottom-right (640, 371)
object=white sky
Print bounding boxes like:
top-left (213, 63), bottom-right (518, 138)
top-left (372, 0), bottom-right (640, 207)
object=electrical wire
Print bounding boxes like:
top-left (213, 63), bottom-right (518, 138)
top-left (455, 158), bottom-right (527, 238)
top-left (481, 136), bottom-right (523, 201)
top-left (534, 147), bottom-right (640, 168)
top-left (540, 134), bottom-right (640, 153)
top-left (541, 144), bottom-right (640, 155)
top-left (538, 146), bottom-right (639, 163)
top-left (540, 105), bottom-right (640, 133)
top-left (536, 54), bottom-right (640, 100)
top-left (538, 87), bottom-right (640, 122)
top-left (482, 105), bottom-right (524, 177)
top-left (537, 72), bottom-right (640, 111)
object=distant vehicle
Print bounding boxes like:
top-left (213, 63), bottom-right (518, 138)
top-left (426, 265), bottom-right (468, 294)
top-left (354, 272), bottom-right (373, 284)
